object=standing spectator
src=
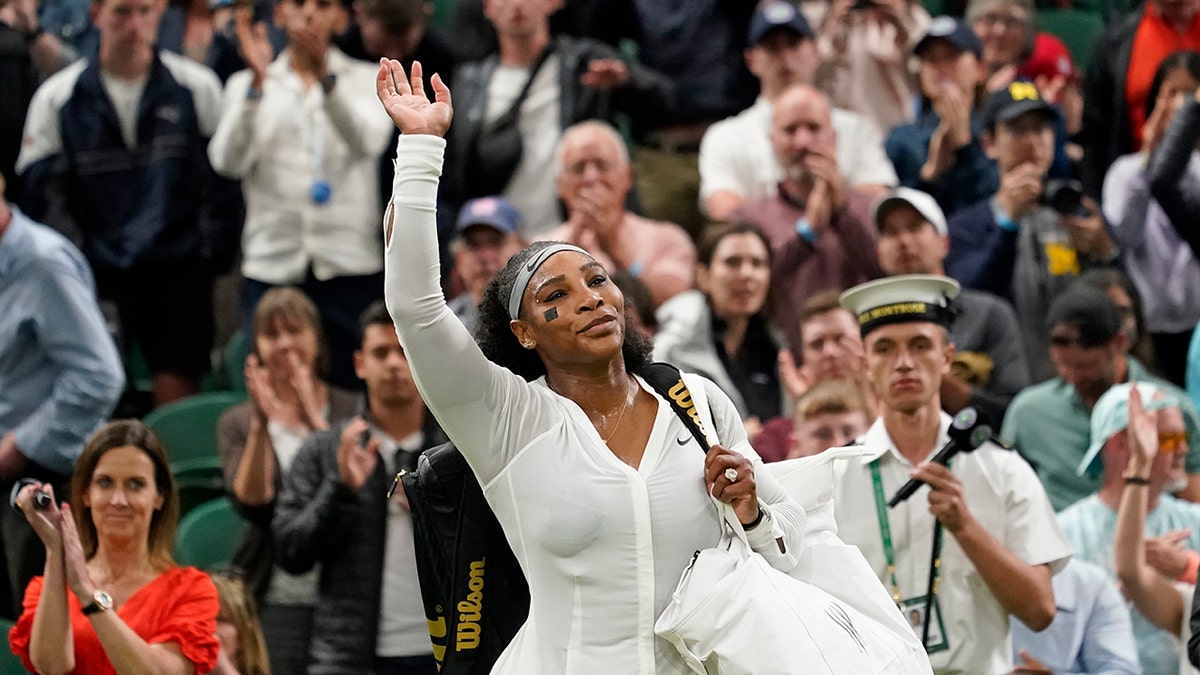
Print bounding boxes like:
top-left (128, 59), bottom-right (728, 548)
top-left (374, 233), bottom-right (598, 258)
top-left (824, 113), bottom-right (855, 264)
top-left (209, 0), bottom-right (394, 391)
top-left (813, 0), bottom-right (930, 135)
top-left (1137, 54), bottom-right (1200, 384)
top-left (833, 274), bottom-right (1070, 673)
top-left (653, 221), bottom-right (781, 430)
top-left (885, 16), bottom-right (997, 216)
top-left (540, 120), bottom-right (694, 309)
top-left (272, 302), bottom-right (448, 674)
top-left (698, 0), bottom-right (897, 221)
top-left (443, 0), bottom-right (675, 238)
top-left (1002, 284), bottom-right (1200, 511)
top-left (8, 421), bottom-right (221, 674)
top-left (0, 176), bottom-right (124, 621)
top-left (873, 187), bottom-right (1029, 424)
top-left (448, 196), bottom-right (524, 334)
top-left (1059, 382), bottom-right (1200, 674)
top-left (0, 0), bottom-right (39, 201)
top-left (946, 82), bottom-right (1117, 381)
top-left (574, 0), bottom-right (758, 235)
top-left (16, 0), bottom-right (238, 406)
top-left (732, 83), bottom-right (882, 358)
top-left (217, 287), bottom-right (360, 675)
top-left (1080, 0), bottom-right (1200, 199)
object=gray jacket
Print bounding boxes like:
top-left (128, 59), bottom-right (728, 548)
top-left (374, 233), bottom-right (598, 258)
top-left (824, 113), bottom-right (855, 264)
top-left (272, 413), bottom-right (448, 674)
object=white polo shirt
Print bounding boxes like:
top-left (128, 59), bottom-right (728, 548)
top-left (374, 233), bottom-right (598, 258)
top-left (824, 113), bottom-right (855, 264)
top-left (831, 414), bottom-right (1071, 674)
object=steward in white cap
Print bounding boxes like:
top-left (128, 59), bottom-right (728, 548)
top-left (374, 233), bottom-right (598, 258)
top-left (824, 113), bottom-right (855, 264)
top-left (830, 274), bottom-right (1071, 674)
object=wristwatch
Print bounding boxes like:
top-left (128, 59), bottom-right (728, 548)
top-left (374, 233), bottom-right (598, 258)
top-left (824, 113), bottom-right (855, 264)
top-left (82, 589), bottom-right (113, 615)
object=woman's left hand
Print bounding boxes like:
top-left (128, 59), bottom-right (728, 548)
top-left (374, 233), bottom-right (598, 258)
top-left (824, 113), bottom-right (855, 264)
top-left (704, 445), bottom-right (759, 525)
top-left (59, 504), bottom-right (95, 601)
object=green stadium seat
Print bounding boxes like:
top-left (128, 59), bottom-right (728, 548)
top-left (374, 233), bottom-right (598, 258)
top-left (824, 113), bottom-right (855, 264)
top-left (1037, 8), bottom-right (1105, 70)
top-left (144, 392), bottom-right (244, 467)
top-left (173, 498), bottom-right (248, 570)
top-left (221, 331), bottom-right (249, 393)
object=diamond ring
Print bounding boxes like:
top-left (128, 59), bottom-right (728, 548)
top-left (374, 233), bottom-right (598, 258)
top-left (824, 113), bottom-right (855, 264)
top-left (724, 467), bottom-right (739, 483)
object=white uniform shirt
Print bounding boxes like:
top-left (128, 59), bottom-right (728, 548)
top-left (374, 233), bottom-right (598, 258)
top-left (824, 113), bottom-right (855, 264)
top-left (385, 135), bottom-right (809, 674)
top-left (208, 48), bottom-right (394, 284)
top-left (697, 96), bottom-right (898, 206)
top-left (831, 414), bottom-right (1071, 674)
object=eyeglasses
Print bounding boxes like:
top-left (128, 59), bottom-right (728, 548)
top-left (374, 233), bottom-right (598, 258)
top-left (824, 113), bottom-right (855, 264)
top-left (1160, 430), bottom-right (1189, 453)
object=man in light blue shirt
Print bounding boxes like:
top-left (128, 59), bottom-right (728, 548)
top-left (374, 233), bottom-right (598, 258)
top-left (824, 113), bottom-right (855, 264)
top-left (0, 178), bottom-right (124, 620)
top-left (1011, 557), bottom-right (1141, 674)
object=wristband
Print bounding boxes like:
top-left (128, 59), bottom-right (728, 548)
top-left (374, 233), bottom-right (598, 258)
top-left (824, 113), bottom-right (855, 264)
top-left (795, 217), bottom-right (818, 243)
top-left (741, 507), bottom-right (765, 530)
top-left (1123, 475), bottom-right (1150, 486)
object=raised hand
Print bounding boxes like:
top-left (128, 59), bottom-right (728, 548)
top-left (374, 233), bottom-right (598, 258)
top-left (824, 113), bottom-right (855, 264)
top-left (60, 504), bottom-right (95, 601)
top-left (233, 8), bottom-right (273, 87)
top-left (579, 59), bottom-right (629, 90)
top-left (1125, 383), bottom-right (1159, 479)
top-left (778, 349), bottom-right (814, 402)
top-left (376, 59), bottom-right (453, 137)
top-left (15, 481), bottom-right (63, 553)
top-left (336, 417), bottom-right (380, 491)
top-left (244, 354), bottom-right (283, 423)
top-left (286, 351), bottom-right (329, 431)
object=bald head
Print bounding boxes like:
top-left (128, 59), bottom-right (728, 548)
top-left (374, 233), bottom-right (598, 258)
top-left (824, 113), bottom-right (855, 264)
top-left (556, 120), bottom-right (633, 212)
top-left (770, 84), bottom-right (836, 181)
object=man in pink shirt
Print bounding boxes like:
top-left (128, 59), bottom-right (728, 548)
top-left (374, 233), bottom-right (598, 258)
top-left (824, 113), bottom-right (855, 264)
top-left (540, 120), bottom-right (696, 309)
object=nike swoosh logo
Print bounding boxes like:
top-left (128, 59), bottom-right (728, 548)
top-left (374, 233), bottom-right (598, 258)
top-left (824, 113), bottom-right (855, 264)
top-left (676, 435), bottom-right (691, 446)
top-left (526, 258), bottom-right (539, 271)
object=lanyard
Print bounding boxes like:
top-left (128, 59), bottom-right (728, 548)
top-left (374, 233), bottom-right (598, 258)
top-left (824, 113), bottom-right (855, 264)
top-left (869, 457), bottom-right (945, 610)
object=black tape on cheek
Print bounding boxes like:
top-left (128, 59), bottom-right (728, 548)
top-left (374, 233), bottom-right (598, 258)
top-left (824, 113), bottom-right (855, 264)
top-left (543, 307), bottom-right (559, 323)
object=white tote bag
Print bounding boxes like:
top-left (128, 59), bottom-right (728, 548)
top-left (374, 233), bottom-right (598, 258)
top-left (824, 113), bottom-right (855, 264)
top-left (653, 374), bottom-right (932, 675)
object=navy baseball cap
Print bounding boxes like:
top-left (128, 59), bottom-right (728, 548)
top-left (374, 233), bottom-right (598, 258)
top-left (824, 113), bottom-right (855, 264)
top-left (455, 197), bottom-right (520, 238)
top-left (982, 80), bottom-right (1058, 129)
top-left (747, 1), bottom-right (815, 46)
top-left (914, 16), bottom-right (983, 58)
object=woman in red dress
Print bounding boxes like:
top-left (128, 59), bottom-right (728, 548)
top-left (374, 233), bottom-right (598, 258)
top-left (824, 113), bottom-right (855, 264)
top-left (8, 420), bottom-right (220, 674)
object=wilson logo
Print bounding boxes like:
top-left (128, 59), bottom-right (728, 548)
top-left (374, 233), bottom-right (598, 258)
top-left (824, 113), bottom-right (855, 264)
top-left (456, 559), bottom-right (486, 651)
top-left (667, 381), bottom-right (708, 440)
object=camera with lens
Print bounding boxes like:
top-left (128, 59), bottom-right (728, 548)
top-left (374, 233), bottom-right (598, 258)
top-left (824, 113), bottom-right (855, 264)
top-left (1040, 178), bottom-right (1085, 216)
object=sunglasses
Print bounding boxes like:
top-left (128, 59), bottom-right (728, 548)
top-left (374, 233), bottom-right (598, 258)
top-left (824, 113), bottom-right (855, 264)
top-left (1160, 431), bottom-right (1189, 454)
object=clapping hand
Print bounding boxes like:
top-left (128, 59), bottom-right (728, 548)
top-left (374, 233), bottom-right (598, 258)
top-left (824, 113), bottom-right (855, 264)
top-left (15, 481), bottom-right (63, 553)
top-left (336, 417), bottom-right (381, 491)
top-left (1125, 383), bottom-right (1158, 479)
top-left (376, 60), bottom-right (453, 138)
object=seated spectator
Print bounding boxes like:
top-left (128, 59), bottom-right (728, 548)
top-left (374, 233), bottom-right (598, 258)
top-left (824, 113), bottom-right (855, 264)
top-left (210, 573), bottom-right (270, 675)
top-left (732, 84), bottom-right (882, 357)
top-left (946, 82), bottom-right (1117, 381)
top-left (810, 0), bottom-right (930, 135)
top-left (653, 221), bottom-right (781, 431)
top-left (1059, 382), bottom-right (1200, 674)
top-left (209, 0), bottom-right (394, 391)
top-left (17, 0), bottom-right (238, 406)
top-left (448, 196), bottom-right (524, 334)
top-left (1009, 557), bottom-right (1141, 675)
top-left (1002, 284), bottom-right (1200, 511)
top-left (611, 270), bottom-right (657, 338)
top-left (779, 289), bottom-right (879, 418)
top-left (0, 177), bottom-right (124, 621)
top-left (1079, 268), bottom-right (1159, 381)
top-left (272, 301), bottom-right (448, 674)
top-left (873, 187), bottom-right (1029, 424)
top-left (540, 120), bottom-right (695, 309)
top-left (442, 0), bottom-right (674, 238)
top-left (8, 420), bottom-right (220, 674)
top-left (217, 286), bottom-right (360, 674)
top-left (885, 16), bottom-right (998, 215)
top-left (1080, 0), bottom-right (1200, 198)
top-left (787, 379), bottom-right (871, 459)
top-left (1104, 52), bottom-right (1200, 386)
top-left (698, 0), bottom-right (896, 221)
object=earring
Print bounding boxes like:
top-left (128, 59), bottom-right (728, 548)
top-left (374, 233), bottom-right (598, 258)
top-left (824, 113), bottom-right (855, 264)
top-left (523, 341), bottom-right (535, 350)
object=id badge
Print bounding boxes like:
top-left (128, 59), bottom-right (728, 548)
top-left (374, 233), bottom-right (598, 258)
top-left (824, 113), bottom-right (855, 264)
top-left (899, 595), bottom-right (949, 654)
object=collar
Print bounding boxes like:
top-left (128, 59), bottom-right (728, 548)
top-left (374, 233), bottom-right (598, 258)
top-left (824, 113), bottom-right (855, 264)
top-left (858, 411), bottom-right (952, 466)
top-left (0, 206), bottom-right (31, 278)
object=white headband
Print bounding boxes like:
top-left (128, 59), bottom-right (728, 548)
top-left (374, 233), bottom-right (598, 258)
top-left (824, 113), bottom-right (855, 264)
top-left (507, 244), bottom-right (591, 320)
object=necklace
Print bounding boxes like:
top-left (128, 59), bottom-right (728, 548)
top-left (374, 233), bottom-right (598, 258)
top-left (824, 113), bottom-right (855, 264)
top-left (601, 388), bottom-right (633, 444)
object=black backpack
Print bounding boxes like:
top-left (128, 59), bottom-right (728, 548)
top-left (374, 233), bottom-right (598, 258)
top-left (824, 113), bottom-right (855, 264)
top-left (401, 363), bottom-right (712, 673)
